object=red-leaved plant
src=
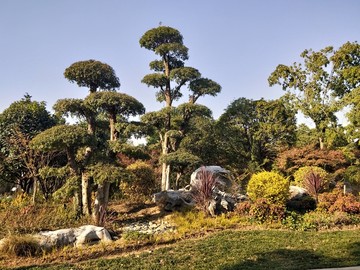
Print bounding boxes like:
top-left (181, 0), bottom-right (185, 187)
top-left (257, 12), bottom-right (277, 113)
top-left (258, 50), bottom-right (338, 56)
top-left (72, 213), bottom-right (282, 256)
top-left (191, 167), bottom-right (218, 214)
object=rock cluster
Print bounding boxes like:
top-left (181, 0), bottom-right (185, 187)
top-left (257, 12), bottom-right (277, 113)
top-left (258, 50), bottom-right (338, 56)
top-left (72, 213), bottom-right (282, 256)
top-left (153, 166), bottom-right (241, 216)
top-left (122, 220), bottom-right (176, 235)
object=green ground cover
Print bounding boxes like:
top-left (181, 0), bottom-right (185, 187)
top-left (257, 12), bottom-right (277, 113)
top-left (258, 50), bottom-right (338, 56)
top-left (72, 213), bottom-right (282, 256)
top-left (13, 229), bottom-right (360, 270)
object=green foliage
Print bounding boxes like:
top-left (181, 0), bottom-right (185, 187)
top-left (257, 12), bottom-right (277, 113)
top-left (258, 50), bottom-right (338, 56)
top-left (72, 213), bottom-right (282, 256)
top-left (216, 97), bottom-right (296, 173)
top-left (120, 161), bottom-right (156, 199)
top-left (139, 26), bottom-right (188, 60)
top-left (0, 94), bottom-right (56, 137)
top-left (52, 175), bottom-right (80, 202)
top-left (247, 171), bottom-right (289, 205)
top-left (89, 163), bottom-right (123, 185)
top-left (343, 165), bottom-right (360, 186)
top-left (0, 95), bottom-right (58, 193)
top-left (30, 125), bottom-right (92, 153)
top-left (64, 59), bottom-right (120, 92)
top-left (269, 42), bottom-right (360, 149)
top-left (84, 91), bottom-right (145, 117)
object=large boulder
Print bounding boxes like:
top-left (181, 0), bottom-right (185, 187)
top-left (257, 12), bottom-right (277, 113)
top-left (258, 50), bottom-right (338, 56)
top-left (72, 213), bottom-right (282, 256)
top-left (34, 225), bottom-right (112, 250)
top-left (190, 166), bottom-right (233, 192)
top-left (153, 189), bottom-right (194, 211)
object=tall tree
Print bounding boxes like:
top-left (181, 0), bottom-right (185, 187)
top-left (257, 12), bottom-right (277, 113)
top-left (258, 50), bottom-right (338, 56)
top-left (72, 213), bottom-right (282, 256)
top-left (216, 97), bottom-right (296, 175)
top-left (84, 91), bottom-right (145, 223)
top-left (331, 41), bottom-right (360, 145)
top-left (61, 59), bottom-right (121, 216)
top-left (140, 26), bottom-right (220, 190)
top-left (268, 46), bottom-right (342, 149)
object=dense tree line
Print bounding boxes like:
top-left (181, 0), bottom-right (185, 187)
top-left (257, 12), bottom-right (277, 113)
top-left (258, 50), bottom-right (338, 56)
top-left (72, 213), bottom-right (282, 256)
top-left (0, 26), bottom-right (359, 223)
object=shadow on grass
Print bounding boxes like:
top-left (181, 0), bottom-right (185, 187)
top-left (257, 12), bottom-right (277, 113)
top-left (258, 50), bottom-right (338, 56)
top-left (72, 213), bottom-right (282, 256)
top-left (220, 245), bottom-right (360, 270)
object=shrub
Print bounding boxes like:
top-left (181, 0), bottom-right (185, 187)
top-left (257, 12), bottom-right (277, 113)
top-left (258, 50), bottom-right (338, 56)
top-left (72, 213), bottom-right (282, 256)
top-left (121, 161), bottom-right (156, 201)
top-left (0, 235), bottom-right (41, 257)
top-left (234, 201), bottom-right (252, 215)
top-left (317, 187), bottom-right (342, 211)
top-left (293, 166), bottom-right (328, 188)
top-left (286, 195), bottom-right (316, 213)
top-left (249, 199), bottom-right (286, 223)
top-left (329, 194), bottom-right (360, 214)
top-left (247, 171), bottom-right (289, 205)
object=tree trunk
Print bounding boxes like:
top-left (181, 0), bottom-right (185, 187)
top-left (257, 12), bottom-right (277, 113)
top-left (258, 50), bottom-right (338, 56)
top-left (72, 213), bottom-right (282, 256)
top-left (81, 171), bottom-right (91, 215)
top-left (175, 172), bottom-right (182, 190)
top-left (109, 112), bottom-right (117, 141)
top-left (32, 177), bottom-right (38, 205)
top-left (74, 189), bottom-right (82, 218)
top-left (93, 181), bottom-right (110, 226)
top-left (161, 133), bottom-right (169, 191)
top-left (319, 136), bottom-right (324, 150)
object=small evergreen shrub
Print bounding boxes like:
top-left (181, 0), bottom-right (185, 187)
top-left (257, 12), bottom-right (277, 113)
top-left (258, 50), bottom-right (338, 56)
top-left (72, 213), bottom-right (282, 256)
top-left (249, 198), bottom-right (286, 223)
top-left (121, 161), bottom-right (156, 200)
top-left (247, 171), bottom-right (289, 205)
top-left (286, 195), bottom-right (316, 213)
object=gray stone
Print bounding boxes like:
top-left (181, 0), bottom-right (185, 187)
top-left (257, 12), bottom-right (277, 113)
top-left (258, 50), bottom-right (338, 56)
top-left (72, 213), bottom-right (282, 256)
top-left (32, 225), bottom-right (112, 250)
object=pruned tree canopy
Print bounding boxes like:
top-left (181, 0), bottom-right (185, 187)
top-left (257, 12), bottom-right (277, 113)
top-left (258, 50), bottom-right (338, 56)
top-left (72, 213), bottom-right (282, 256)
top-left (64, 59), bottom-right (120, 93)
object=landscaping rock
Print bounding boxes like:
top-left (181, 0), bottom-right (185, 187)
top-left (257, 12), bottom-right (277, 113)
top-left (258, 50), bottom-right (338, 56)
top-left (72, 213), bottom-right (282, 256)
top-left (190, 166), bottom-right (233, 191)
top-left (122, 220), bottom-right (176, 235)
top-left (153, 189), bottom-right (194, 211)
top-left (34, 225), bottom-right (112, 250)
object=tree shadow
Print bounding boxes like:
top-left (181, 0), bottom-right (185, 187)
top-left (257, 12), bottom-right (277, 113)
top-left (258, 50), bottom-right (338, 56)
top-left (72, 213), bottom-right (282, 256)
top-left (219, 245), bottom-right (360, 270)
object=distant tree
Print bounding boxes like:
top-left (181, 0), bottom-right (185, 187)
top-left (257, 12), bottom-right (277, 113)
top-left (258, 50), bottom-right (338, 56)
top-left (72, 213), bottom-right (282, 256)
top-left (140, 26), bottom-right (221, 190)
top-left (84, 91), bottom-right (145, 223)
top-left (268, 42), bottom-right (360, 149)
top-left (59, 60), bottom-right (124, 218)
top-left (216, 97), bottom-right (296, 175)
top-left (330, 41), bottom-right (360, 145)
top-left (0, 94), bottom-right (57, 197)
top-left (275, 144), bottom-right (348, 177)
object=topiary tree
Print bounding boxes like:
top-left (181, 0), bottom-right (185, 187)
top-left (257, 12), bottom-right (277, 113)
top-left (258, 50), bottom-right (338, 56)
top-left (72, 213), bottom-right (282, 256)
top-left (64, 59), bottom-right (120, 93)
top-left (247, 171), bottom-right (289, 205)
top-left (140, 25), bottom-right (221, 191)
top-left (30, 125), bottom-right (93, 215)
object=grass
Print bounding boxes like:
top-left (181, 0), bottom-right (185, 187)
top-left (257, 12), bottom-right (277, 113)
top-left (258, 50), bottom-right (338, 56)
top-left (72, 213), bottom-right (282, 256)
top-left (5, 228), bottom-right (360, 270)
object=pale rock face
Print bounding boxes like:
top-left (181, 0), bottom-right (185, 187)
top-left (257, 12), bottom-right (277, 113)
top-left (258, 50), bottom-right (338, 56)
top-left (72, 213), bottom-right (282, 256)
top-left (15, 225), bottom-right (114, 251)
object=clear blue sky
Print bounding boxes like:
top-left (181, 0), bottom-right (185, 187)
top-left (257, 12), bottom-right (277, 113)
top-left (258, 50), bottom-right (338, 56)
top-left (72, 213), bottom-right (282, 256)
top-left (0, 0), bottom-right (359, 121)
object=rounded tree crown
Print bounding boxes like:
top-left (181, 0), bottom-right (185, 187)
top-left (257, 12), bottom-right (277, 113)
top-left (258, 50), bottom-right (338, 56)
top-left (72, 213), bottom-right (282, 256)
top-left (140, 26), bottom-right (189, 60)
top-left (64, 60), bottom-right (120, 93)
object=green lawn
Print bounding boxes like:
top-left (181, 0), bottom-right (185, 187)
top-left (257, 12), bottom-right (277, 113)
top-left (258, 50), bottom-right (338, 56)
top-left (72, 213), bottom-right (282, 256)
top-left (13, 229), bottom-right (360, 270)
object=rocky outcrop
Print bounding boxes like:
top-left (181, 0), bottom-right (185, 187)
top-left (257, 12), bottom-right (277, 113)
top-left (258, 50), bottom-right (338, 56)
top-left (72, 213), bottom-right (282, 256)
top-left (154, 166), bottom-right (240, 216)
